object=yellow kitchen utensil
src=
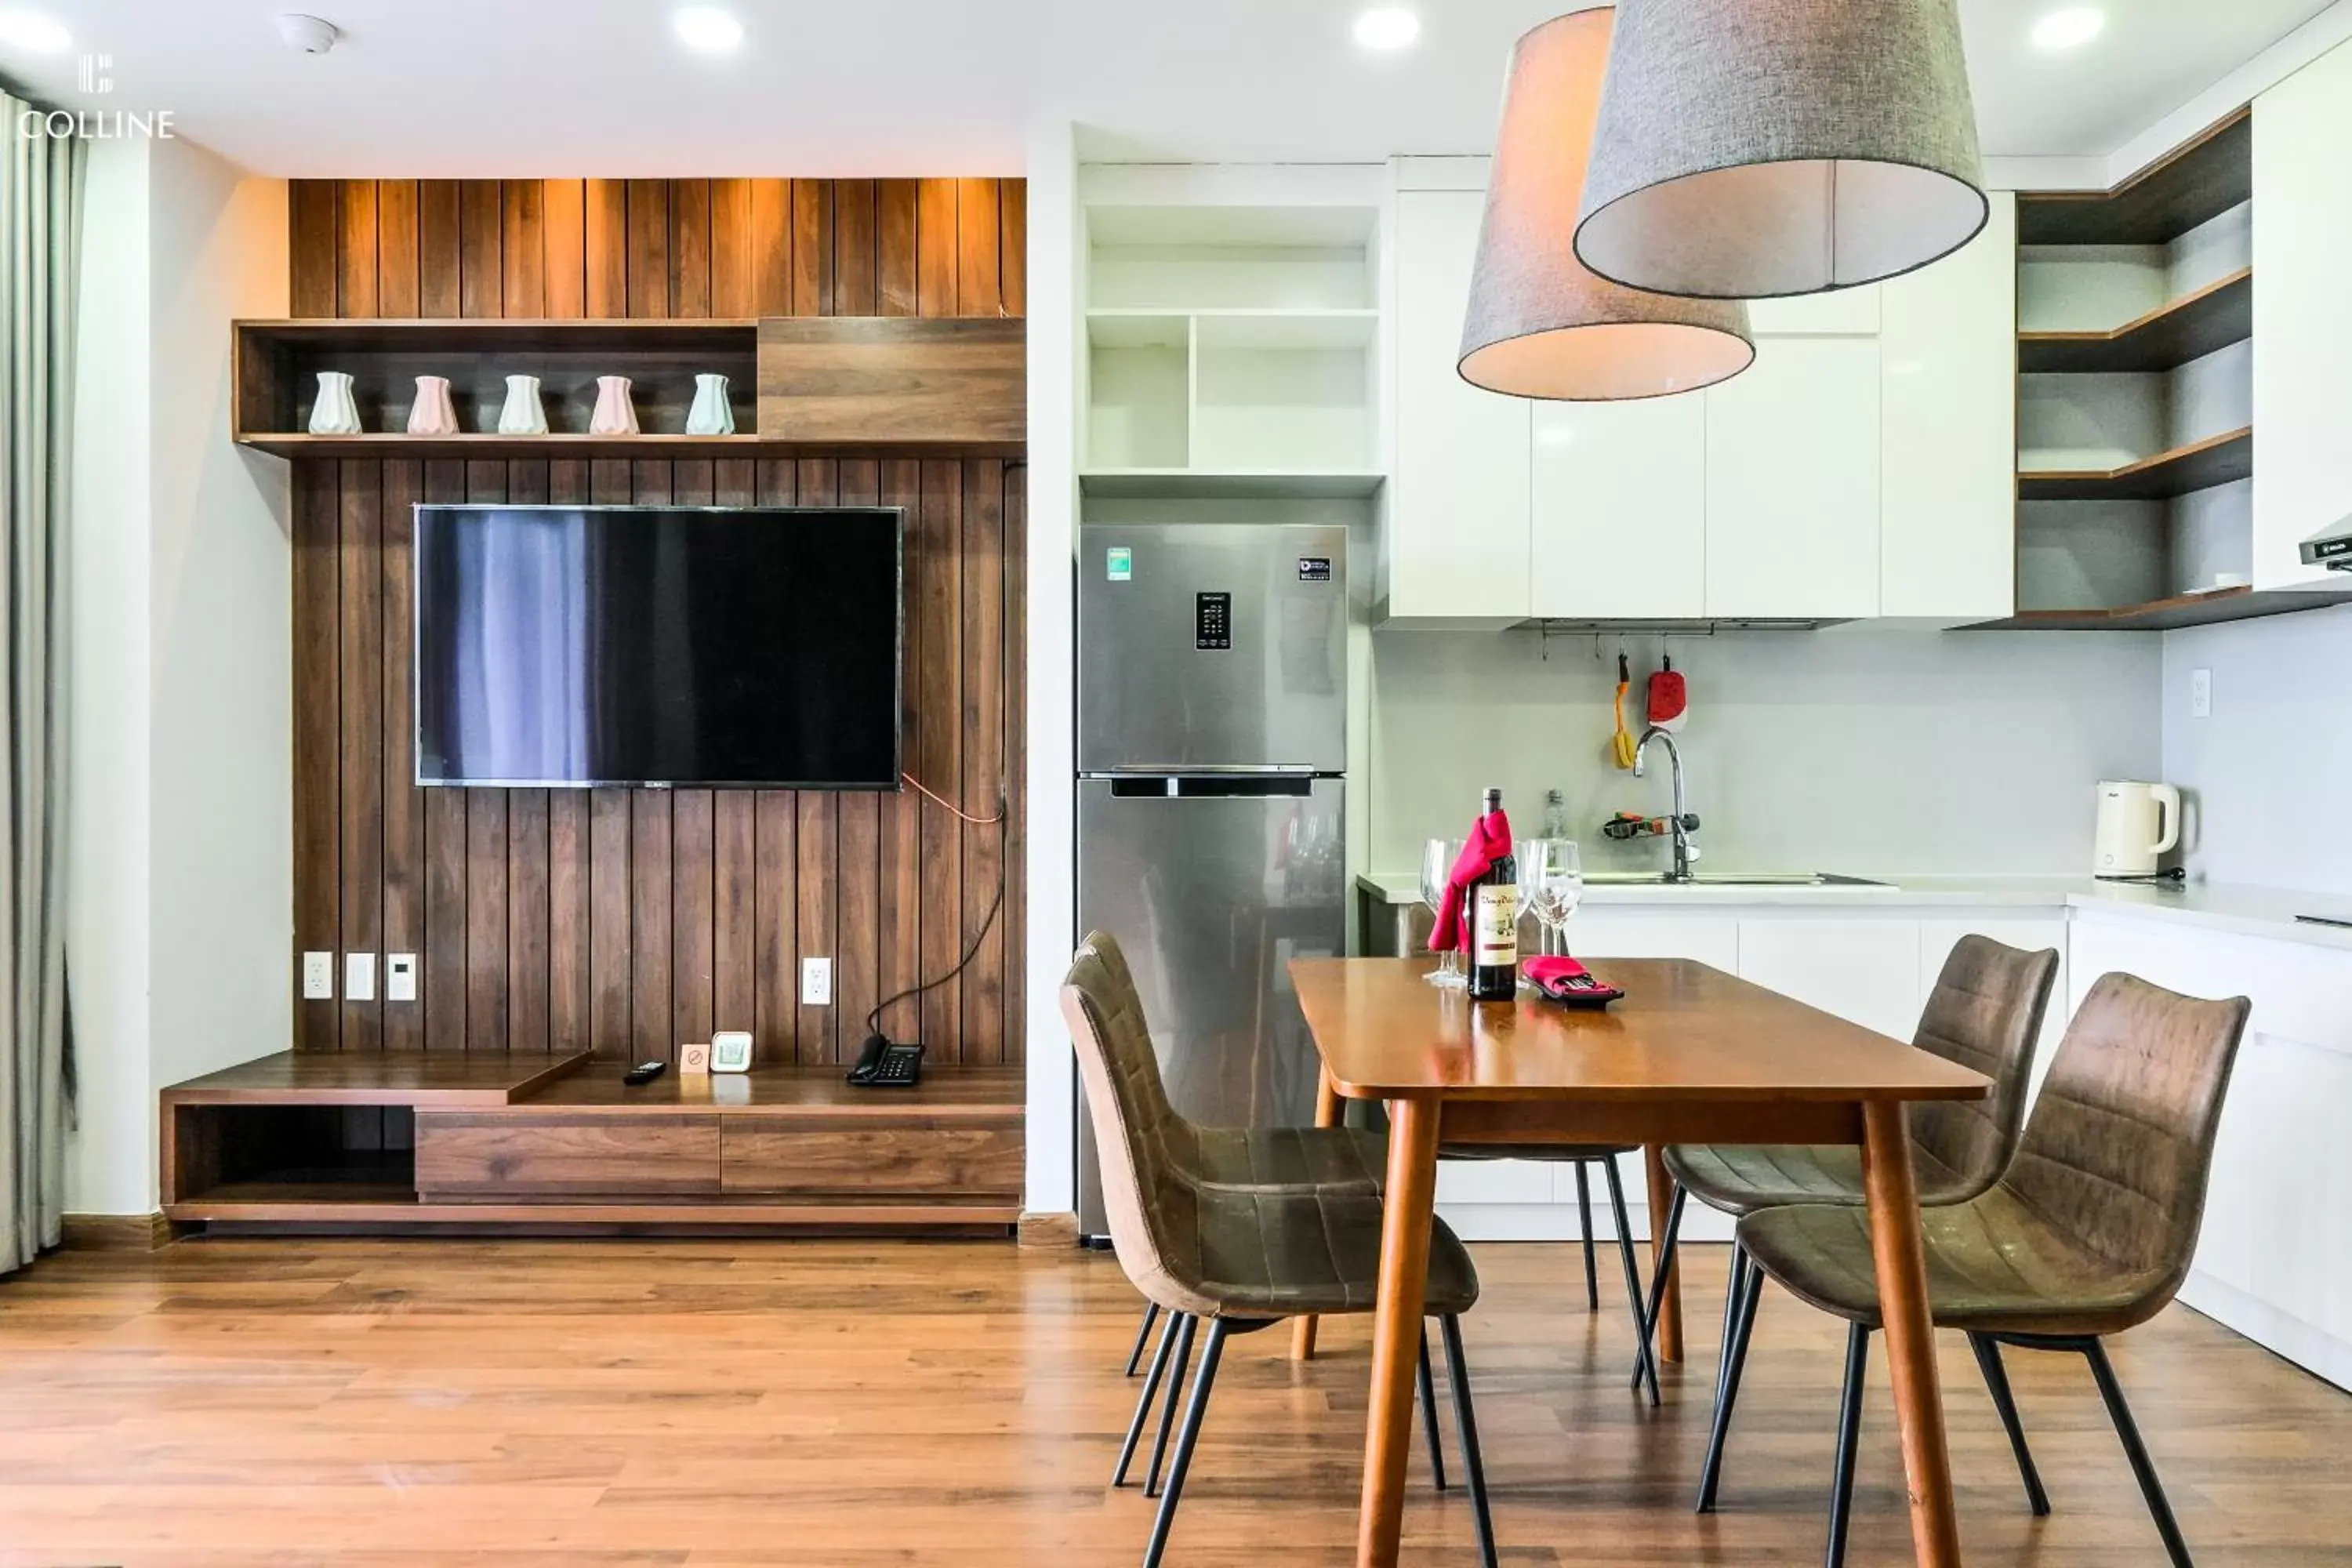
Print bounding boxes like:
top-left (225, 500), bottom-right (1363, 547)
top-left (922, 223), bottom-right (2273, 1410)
top-left (1611, 653), bottom-right (1638, 770)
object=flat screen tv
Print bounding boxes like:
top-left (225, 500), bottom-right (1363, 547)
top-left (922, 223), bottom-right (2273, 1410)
top-left (414, 504), bottom-right (903, 789)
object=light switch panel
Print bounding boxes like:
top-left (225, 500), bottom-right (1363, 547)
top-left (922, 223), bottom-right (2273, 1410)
top-left (386, 953), bottom-right (418, 1003)
top-left (345, 952), bottom-right (376, 1003)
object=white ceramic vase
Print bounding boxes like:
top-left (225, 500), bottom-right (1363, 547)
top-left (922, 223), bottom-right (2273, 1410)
top-left (407, 375), bottom-right (459, 436)
top-left (684, 373), bottom-right (735, 436)
top-left (308, 371), bottom-right (362, 435)
top-left (589, 375), bottom-right (639, 436)
top-left (496, 374), bottom-right (548, 435)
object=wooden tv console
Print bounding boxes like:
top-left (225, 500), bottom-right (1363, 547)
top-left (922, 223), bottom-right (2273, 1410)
top-left (161, 1051), bottom-right (1025, 1234)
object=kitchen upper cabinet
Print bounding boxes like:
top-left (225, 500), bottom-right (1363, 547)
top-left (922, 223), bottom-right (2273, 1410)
top-left (1703, 336), bottom-right (1882, 619)
top-left (1530, 396), bottom-right (1707, 619)
top-left (1387, 187), bottom-right (1530, 622)
top-left (2254, 41), bottom-right (2352, 589)
top-left (1879, 192), bottom-right (2018, 620)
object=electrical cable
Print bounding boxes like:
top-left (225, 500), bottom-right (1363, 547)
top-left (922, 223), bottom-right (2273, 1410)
top-left (862, 773), bottom-right (1008, 1043)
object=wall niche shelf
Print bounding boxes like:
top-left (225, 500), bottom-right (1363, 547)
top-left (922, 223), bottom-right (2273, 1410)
top-left (1967, 583), bottom-right (2352, 632)
top-left (2018, 426), bottom-right (2253, 501)
top-left (234, 316), bottom-right (1022, 456)
top-left (2016, 267), bottom-right (2251, 374)
top-left (1080, 201), bottom-right (1386, 499)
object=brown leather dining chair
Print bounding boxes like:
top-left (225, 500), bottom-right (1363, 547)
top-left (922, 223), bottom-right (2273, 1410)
top-left (1063, 935), bottom-right (1501, 1568)
top-left (1639, 935), bottom-right (2059, 1501)
top-left (1737, 972), bottom-right (2251, 1568)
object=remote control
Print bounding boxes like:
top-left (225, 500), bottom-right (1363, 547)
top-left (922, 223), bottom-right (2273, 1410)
top-left (622, 1060), bottom-right (668, 1087)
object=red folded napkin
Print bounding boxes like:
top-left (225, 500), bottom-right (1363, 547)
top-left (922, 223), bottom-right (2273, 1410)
top-left (1523, 955), bottom-right (1624, 1007)
top-left (1430, 808), bottom-right (1514, 954)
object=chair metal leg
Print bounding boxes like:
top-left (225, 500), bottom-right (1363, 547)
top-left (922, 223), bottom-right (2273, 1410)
top-left (1695, 1252), bottom-right (1762, 1512)
top-left (1439, 1314), bottom-right (1501, 1568)
top-left (1141, 1317), bottom-right (1230, 1568)
top-left (2082, 1338), bottom-right (2196, 1568)
top-left (1600, 1156), bottom-right (1663, 1405)
top-left (1633, 1181), bottom-right (1690, 1396)
top-left (1418, 1324), bottom-right (1448, 1492)
top-left (1714, 1241), bottom-right (1746, 1406)
top-left (1825, 1323), bottom-right (1871, 1568)
top-left (1125, 1301), bottom-right (1161, 1377)
top-left (1574, 1160), bottom-right (1599, 1311)
top-left (1144, 1312), bottom-right (1197, 1498)
top-left (1113, 1307), bottom-right (1181, 1487)
top-left (1969, 1332), bottom-right (2051, 1515)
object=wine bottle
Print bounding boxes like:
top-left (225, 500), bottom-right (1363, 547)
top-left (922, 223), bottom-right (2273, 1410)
top-left (1466, 787), bottom-right (1519, 1001)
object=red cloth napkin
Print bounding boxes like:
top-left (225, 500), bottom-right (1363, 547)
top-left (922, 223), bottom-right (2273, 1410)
top-left (1430, 808), bottom-right (1513, 954)
top-left (1523, 954), bottom-right (1624, 1006)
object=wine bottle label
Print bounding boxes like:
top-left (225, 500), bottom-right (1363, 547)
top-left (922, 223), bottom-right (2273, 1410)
top-left (1473, 885), bottom-right (1519, 967)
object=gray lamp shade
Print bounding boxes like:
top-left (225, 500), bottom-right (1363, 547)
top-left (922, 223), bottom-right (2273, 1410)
top-left (1573, 0), bottom-right (1987, 299)
top-left (1458, 9), bottom-right (1753, 401)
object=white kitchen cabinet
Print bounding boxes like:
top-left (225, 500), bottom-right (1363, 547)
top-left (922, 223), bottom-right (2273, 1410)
top-left (1736, 917), bottom-right (1925, 1039)
top-left (2253, 40), bottom-right (2352, 590)
top-left (1387, 187), bottom-right (1530, 622)
top-left (1703, 336), bottom-right (1883, 619)
top-left (1879, 193), bottom-right (2018, 620)
top-left (1530, 396), bottom-right (1708, 619)
top-left (1566, 913), bottom-right (1740, 971)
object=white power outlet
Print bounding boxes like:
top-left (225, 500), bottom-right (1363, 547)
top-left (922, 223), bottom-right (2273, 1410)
top-left (2190, 667), bottom-right (2212, 719)
top-left (345, 952), bottom-right (377, 1002)
top-left (301, 951), bottom-right (335, 1000)
top-left (800, 956), bottom-right (833, 1006)
top-left (386, 953), bottom-right (418, 1003)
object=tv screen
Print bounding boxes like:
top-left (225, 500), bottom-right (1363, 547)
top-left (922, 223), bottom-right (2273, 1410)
top-left (414, 504), bottom-right (903, 789)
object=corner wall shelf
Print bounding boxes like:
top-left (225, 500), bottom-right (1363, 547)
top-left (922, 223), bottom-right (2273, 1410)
top-left (2016, 267), bottom-right (2252, 374)
top-left (2017, 109), bottom-right (2251, 245)
top-left (2018, 426), bottom-right (2252, 502)
top-left (1965, 583), bottom-right (2352, 632)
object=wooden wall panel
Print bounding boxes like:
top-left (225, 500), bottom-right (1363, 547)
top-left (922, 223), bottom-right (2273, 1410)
top-left (285, 178), bottom-right (1024, 1066)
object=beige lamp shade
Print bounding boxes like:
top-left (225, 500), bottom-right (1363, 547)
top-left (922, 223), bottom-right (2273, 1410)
top-left (1458, 8), bottom-right (1753, 401)
top-left (1573, 0), bottom-right (1987, 299)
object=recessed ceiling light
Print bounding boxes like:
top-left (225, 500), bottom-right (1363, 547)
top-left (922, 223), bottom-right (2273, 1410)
top-left (1353, 7), bottom-right (1421, 52)
top-left (2031, 7), bottom-right (2105, 51)
top-left (0, 9), bottom-right (72, 54)
top-left (672, 5), bottom-right (744, 54)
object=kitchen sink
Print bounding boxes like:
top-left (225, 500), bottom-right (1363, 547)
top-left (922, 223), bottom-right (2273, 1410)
top-left (1583, 872), bottom-right (1891, 887)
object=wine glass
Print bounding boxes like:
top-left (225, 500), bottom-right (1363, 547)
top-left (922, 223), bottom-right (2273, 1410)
top-left (1520, 838), bottom-right (1585, 959)
top-left (1421, 836), bottom-right (1467, 989)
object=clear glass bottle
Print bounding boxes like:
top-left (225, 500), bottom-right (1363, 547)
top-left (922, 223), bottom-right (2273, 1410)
top-left (1541, 788), bottom-right (1571, 840)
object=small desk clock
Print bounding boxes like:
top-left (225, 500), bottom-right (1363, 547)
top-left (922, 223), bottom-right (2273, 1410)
top-left (710, 1029), bottom-right (754, 1073)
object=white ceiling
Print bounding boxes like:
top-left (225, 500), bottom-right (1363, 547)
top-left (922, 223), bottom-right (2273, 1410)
top-left (2, 0), bottom-right (2339, 176)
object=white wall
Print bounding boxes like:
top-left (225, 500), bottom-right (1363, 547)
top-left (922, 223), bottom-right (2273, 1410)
top-left (2163, 602), bottom-right (2352, 895)
top-left (1369, 626), bottom-right (2163, 878)
top-left (64, 133), bottom-right (289, 1215)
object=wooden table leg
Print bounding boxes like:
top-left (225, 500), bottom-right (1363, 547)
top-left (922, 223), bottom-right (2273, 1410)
top-left (1291, 1065), bottom-right (1345, 1362)
top-left (1356, 1095), bottom-right (1441, 1568)
top-left (1862, 1100), bottom-right (1964, 1568)
top-left (1644, 1144), bottom-right (1684, 1365)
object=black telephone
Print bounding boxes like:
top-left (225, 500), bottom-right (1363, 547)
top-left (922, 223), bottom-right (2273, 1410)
top-left (848, 1034), bottom-right (924, 1087)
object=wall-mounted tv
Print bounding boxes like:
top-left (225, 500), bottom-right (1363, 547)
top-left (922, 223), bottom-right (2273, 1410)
top-left (415, 504), bottom-right (903, 789)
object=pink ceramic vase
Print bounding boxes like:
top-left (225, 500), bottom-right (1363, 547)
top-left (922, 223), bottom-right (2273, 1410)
top-left (589, 375), bottom-right (639, 436)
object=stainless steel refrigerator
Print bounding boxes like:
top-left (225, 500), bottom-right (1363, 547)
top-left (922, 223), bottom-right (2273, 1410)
top-left (1075, 522), bottom-right (1348, 1240)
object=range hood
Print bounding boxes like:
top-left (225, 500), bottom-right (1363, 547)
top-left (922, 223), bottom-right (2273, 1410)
top-left (2302, 515), bottom-right (2352, 572)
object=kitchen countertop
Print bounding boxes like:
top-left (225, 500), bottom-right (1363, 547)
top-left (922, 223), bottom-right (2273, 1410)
top-left (1353, 872), bottom-right (2352, 954)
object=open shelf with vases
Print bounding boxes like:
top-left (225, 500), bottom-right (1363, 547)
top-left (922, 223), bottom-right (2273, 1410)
top-left (1973, 107), bottom-right (2352, 629)
top-left (234, 315), bottom-right (1025, 457)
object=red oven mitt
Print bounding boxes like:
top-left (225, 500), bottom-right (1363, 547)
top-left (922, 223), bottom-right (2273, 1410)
top-left (1523, 955), bottom-right (1624, 1008)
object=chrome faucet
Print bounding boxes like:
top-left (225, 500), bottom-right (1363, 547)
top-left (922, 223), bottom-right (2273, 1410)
top-left (1632, 726), bottom-right (1698, 883)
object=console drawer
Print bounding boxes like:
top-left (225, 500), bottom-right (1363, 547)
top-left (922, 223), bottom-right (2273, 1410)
top-left (720, 1118), bottom-right (1022, 1199)
top-left (416, 1113), bottom-right (720, 1197)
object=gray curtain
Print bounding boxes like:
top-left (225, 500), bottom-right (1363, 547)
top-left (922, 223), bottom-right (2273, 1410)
top-left (0, 96), bottom-right (82, 1273)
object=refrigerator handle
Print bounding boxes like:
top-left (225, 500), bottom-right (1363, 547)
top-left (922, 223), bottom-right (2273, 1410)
top-left (1108, 775), bottom-right (1316, 800)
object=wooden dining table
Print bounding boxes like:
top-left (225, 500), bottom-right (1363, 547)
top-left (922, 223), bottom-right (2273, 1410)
top-left (1287, 956), bottom-right (1993, 1568)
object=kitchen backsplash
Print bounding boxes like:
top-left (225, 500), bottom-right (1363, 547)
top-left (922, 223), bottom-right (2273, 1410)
top-left (1369, 625), bottom-right (2161, 878)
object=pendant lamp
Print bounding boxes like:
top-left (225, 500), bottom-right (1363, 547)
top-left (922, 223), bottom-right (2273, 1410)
top-left (1458, 7), bottom-right (1752, 401)
top-left (1573, 0), bottom-right (1987, 300)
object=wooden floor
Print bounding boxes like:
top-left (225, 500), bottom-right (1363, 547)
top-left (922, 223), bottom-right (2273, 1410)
top-left (2, 1237), bottom-right (2347, 1566)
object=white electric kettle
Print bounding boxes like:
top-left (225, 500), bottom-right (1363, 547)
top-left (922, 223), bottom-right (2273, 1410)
top-left (2094, 780), bottom-right (2180, 879)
